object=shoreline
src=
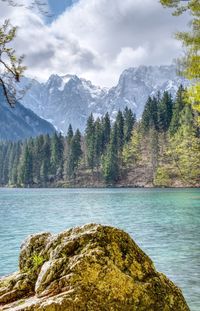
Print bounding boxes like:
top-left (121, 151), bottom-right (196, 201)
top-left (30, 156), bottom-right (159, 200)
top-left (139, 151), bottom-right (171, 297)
top-left (0, 185), bottom-right (199, 189)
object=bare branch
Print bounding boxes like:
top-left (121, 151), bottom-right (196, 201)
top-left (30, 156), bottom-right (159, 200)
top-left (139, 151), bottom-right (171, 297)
top-left (0, 0), bottom-right (54, 18)
top-left (0, 20), bottom-right (27, 106)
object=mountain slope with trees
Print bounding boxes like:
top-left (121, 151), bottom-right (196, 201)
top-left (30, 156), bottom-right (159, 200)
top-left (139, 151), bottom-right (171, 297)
top-left (0, 86), bottom-right (199, 188)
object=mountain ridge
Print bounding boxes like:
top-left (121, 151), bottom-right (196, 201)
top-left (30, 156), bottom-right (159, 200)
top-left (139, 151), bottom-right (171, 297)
top-left (19, 64), bottom-right (189, 133)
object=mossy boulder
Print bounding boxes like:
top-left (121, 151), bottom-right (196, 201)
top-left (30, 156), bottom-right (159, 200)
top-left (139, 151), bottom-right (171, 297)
top-left (0, 224), bottom-right (190, 310)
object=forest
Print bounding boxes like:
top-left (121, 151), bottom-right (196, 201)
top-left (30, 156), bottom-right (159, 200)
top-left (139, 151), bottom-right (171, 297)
top-left (0, 85), bottom-right (199, 188)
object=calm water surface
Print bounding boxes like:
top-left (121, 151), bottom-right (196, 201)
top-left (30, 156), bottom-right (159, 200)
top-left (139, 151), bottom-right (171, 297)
top-left (0, 188), bottom-right (199, 310)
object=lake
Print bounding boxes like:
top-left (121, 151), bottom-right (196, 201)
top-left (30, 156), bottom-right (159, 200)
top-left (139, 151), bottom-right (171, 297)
top-left (0, 188), bottom-right (199, 310)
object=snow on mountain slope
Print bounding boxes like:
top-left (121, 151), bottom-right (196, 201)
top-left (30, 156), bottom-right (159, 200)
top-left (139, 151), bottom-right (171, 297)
top-left (100, 65), bottom-right (188, 118)
top-left (19, 65), bottom-right (189, 133)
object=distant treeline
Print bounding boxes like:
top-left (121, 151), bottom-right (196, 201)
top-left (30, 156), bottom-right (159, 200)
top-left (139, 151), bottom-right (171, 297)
top-left (0, 86), bottom-right (199, 187)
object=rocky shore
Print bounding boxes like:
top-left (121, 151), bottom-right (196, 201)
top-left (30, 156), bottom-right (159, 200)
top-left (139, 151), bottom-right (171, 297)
top-left (0, 224), bottom-right (189, 310)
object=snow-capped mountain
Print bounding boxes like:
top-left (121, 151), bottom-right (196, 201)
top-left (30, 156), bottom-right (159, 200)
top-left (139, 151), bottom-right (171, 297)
top-left (100, 65), bottom-right (189, 119)
top-left (20, 74), bottom-right (107, 133)
top-left (19, 65), bottom-right (188, 133)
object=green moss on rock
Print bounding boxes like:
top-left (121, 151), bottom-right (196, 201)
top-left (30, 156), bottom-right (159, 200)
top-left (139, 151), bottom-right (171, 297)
top-left (0, 224), bottom-right (190, 310)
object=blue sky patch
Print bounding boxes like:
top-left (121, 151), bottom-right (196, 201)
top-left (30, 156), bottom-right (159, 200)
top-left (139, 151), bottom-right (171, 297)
top-left (48, 0), bottom-right (77, 19)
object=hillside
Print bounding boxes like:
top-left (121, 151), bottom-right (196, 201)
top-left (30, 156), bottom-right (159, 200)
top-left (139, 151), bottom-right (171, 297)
top-left (0, 86), bottom-right (199, 188)
top-left (0, 88), bottom-right (55, 141)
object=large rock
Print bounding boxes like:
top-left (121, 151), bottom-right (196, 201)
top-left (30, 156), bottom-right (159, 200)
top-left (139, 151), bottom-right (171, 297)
top-left (0, 224), bottom-right (189, 310)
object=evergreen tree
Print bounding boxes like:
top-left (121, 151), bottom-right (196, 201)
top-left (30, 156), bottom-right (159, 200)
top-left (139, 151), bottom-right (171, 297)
top-left (40, 160), bottom-right (49, 185)
top-left (169, 85), bottom-right (186, 135)
top-left (67, 124), bottom-right (74, 146)
top-left (10, 142), bottom-right (21, 185)
top-left (3, 143), bottom-right (12, 185)
top-left (94, 118), bottom-right (103, 168)
top-left (141, 96), bottom-right (158, 132)
top-left (63, 126), bottom-right (74, 180)
top-left (0, 143), bottom-right (9, 185)
top-left (102, 112), bottom-right (111, 151)
top-left (123, 107), bottom-right (136, 143)
top-left (74, 129), bottom-right (82, 161)
top-left (40, 135), bottom-right (51, 184)
top-left (51, 132), bottom-right (59, 174)
top-left (67, 129), bottom-right (82, 179)
top-left (51, 132), bottom-right (64, 178)
top-left (158, 91), bottom-right (173, 132)
top-left (85, 114), bottom-right (95, 170)
top-left (20, 144), bottom-right (33, 186)
top-left (116, 110), bottom-right (124, 151)
top-left (33, 135), bottom-right (44, 183)
top-left (102, 123), bottom-right (119, 184)
top-left (58, 133), bottom-right (64, 179)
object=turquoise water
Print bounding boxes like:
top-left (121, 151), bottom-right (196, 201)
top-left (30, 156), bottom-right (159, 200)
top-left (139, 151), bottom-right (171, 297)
top-left (0, 188), bottom-right (199, 310)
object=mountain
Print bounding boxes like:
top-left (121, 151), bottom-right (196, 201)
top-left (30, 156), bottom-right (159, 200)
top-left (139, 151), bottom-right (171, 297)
top-left (19, 74), bottom-right (107, 133)
top-left (101, 65), bottom-right (189, 118)
top-left (0, 88), bottom-right (55, 141)
top-left (19, 65), bottom-right (189, 133)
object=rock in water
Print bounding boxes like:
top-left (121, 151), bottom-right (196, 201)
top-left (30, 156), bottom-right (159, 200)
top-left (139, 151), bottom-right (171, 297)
top-left (0, 224), bottom-right (190, 310)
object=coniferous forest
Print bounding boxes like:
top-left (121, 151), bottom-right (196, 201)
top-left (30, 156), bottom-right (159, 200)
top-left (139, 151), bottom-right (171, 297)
top-left (0, 86), bottom-right (199, 188)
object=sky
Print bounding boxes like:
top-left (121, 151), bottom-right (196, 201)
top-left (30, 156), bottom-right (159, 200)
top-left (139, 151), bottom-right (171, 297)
top-left (0, 0), bottom-right (190, 87)
top-left (48, 0), bottom-right (77, 19)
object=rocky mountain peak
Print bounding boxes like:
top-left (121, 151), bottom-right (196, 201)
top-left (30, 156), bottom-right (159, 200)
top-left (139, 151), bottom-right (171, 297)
top-left (19, 65), bottom-right (189, 133)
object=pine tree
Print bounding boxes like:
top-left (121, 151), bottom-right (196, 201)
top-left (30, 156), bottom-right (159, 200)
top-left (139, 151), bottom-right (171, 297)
top-left (20, 144), bottom-right (33, 186)
top-left (116, 110), bottom-right (124, 151)
top-left (94, 118), bottom-right (103, 168)
top-left (3, 142), bottom-right (12, 185)
top-left (67, 129), bottom-right (82, 179)
top-left (40, 135), bottom-right (51, 184)
top-left (102, 123), bottom-right (119, 184)
top-left (40, 160), bottom-right (49, 185)
top-left (51, 132), bottom-right (64, 178)
top-left (74, 129), bottom-right (82, 161)
top-left (67, 124), bottom-right (74, 146)
top-left (123, 107), bottom-right (136, 143)
top-left (169, 85), bottom-right (186, 135)
top-left (10, 142), bottom-right (21, 185)
top-left (0, 143), bottom-right (9, 185)
top-left (51, 132), bottom-right (59, 174)
top-left (85, 114), bottom-right (95, 170)
top-left (33, 135), bottom-right (44, 183)
top-left (102, 112), bottom-right (111, 151)
top-left (141, 96), bottom-right (158, 132)
top-left (158, 91), bottom-right (173, 132)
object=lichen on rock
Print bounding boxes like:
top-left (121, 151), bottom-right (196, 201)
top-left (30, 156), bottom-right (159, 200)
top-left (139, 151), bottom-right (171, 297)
top-left (0, 224), bottom-right (190, 310)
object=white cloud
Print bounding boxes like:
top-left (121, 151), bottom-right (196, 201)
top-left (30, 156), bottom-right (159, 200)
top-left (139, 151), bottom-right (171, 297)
top-left (0, 0), bottom-right (189, 86)
top-left (116, 47), bottom-right (148, 68)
